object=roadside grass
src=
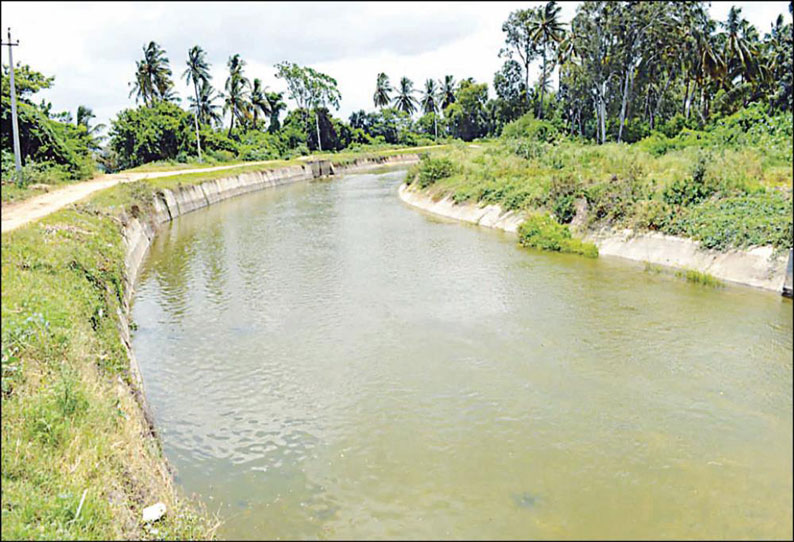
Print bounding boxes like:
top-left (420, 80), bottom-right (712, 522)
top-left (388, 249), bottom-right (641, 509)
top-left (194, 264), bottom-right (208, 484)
top-left (1, 207), bottom-right (216, 540)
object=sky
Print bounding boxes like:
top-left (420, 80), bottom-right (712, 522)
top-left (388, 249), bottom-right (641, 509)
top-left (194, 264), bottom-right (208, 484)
top-left (1, 1), bottom-right (790, 132)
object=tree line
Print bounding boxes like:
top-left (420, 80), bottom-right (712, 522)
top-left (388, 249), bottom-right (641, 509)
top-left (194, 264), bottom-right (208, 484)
top-left (2, 1), bottom-right (792, 179)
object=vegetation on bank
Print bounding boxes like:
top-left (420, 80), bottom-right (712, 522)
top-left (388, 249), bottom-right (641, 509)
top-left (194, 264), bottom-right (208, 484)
top-left (0, 204), bottom-right (216, 539)
top-left (0, 146), bottom-right (427, 539)
top-left (406, 103), bottom-right (793, 255)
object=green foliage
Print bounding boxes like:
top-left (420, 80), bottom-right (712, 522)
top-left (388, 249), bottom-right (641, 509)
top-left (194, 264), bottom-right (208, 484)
top-left (501, 112), bottom-right (559, 142)
top-left (1, 65), bottom-right (95, 184)
top-left (416, 156), bottom-right (456, 188)
top-left (662, 154), bottom-right (714, 206)
top-left (665, 193), bottom-right (793, 250)
top-left (630, 199), bottom-right (673, 231)
top-left (675, 269), bottom-right (723, 287)
top-left (518, 213), bottom-right (598, 257)
top-left (109, 101), bottom-right (194, 169)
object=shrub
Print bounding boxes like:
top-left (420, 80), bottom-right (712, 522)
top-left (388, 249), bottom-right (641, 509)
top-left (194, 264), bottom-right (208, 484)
top-left (518, 213), bottom-right (598, 258)
top-left (416, 156), bottom-right (455, 188)
top-left (630, 199), bottom-right (672, 231)
top-left (662, 154), bottom-right (714, 206)
top-left (501, 113), bottom-right (559, 142)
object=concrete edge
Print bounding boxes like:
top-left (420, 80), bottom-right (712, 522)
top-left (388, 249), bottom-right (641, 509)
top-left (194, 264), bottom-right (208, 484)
top-left (398, 183), bottom-right (791, 295)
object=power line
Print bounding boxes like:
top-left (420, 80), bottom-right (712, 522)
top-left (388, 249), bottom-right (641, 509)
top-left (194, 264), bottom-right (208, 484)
top-left (2, 27), bottom-right (23, 186)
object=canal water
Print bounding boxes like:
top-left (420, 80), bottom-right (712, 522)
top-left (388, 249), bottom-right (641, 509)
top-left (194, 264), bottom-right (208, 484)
top-left (131, 169), bottom-right (793, 539)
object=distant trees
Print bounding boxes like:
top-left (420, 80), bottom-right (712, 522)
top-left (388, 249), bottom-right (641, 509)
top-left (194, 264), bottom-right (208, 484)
top-left (183, 45), bottom-right (210, 160)
top-left (275, 61), bottom-right (341, 151)
top-left (129, 41), bottom-right (175, 106)
top-left (393, 77), bottom-right (418, 115)
top-left (373, 73), bottom-right (392, 109)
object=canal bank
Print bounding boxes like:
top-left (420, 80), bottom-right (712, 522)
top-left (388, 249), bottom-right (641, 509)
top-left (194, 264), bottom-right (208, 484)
top-left (131, 168), bottom-right (792, 539)
top-left (398, 183), bottom-right (793, 295)
top-left (0, 152), bottom-right (419, 540)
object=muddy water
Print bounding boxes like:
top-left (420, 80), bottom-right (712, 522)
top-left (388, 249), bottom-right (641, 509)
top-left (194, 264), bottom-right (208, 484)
top-left (131, 170), bottom-right (793, 539)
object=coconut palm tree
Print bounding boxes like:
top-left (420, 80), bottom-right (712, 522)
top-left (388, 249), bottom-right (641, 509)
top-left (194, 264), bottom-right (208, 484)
top-left (224, 54), bottom-right (251, 135)
top-left (721, 6), bottom-right (758, 84)
top-left (373, 72), bottom-right (392, 108)
top-left (420, 78), bottom-right (440, 140)
top-left (250, 78), bottom-right (271, 130)
top-left (392, 76), bottom-right (418, 115)
top-left (528, 1), bottom-right (564, 118)
top-left (129, 41), bottom-right (174, 106)
top-left (75, 105), bottom-right (106, 151)
top-left (265, 91), bottom-right (287, 133)
top-left (439, 75), bottom-right (456, 109)
top-left (188, 79), bottom-right (222, 127)
top-left (183, 45), bottom-right (211, 161)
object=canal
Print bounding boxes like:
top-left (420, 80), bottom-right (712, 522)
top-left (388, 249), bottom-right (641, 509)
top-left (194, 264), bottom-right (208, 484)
top-left (131, 169), bottom-right (793, 539)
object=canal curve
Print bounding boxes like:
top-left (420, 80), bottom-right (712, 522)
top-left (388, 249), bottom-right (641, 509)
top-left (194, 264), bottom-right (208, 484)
top-left (131, 168), bottom-right (793, 539)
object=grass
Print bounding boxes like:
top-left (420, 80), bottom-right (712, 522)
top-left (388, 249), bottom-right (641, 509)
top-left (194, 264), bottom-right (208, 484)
top-left (1, 145), bottom-right (425, 539)
top-left (675, 269), bottom-right (724, 287)
top-left (517, 213), bottom-right (598, 258)
top-left (1, 207), bottom-right (216, 540)
top-left (408, 130), bottom-right (792, 253)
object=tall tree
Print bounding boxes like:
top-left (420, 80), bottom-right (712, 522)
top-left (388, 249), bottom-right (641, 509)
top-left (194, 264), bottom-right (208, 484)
top-left (420, 78), bottom-right (440, 139)
top-left (393, 77), bottom-right (418, 115)
top-left (223, 54), bottom-right (251, 136)
top-left (500, 8), bottom-right (540, 107)
top-left (129, 41), bottom-right (173, 106)
top-left (188, 79), bottom-right (222, 127)
top-left (250, 78), bottom-right (271, 129)
top-left (265, 91), bottom-right (287, 132)
top-left (373, 72), bottom-right (392, 109)
top-left (75, 105), bottom-right (105, 151)
top-left (528, 1), bottom-right (565, 118)
top-left (439, 75), bottom-right (457, 109)
top-left (183, 45), bottom-right (210, 161)
top-left (275, 61), bottom-right (341, 151)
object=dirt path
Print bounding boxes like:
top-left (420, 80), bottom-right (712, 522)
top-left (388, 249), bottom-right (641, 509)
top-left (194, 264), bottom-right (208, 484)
top-left (0, 159), bottom-right (288, 234)
top-left (0, 145), bottom-right (446, 234)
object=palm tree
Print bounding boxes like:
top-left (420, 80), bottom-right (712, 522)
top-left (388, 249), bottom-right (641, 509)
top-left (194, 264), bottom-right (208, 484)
top-left (721, 6), bottom-right (758, 84)
top-left (128, 41), bottom-right (174, 106)
top-left (75, 106), bottom-right (106, 151)
top-left (264, 91), bottom-right (287, 133)
top-left (223, 54), bottom-right (251, 135)
top-left (420, 78), bottom-right (439, 140)
top-left (250, 78), bottom-right (271, 130)
top-left (183, 45), bottom-right (210, 161)
top-left (528, 1), bottom-right (564, 118)
top-left (373, 72), bottom-right (392, 108)
top-left (188, 79), bottom-right (222, 127)
top-left (439, 75), bottom-right (456, 109)
top-left (392, 77), bottom-right (418, 115)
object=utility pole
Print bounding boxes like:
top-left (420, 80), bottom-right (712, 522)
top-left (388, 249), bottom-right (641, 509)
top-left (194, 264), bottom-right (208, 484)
top-left (2, 28), bottom-right (23, 186)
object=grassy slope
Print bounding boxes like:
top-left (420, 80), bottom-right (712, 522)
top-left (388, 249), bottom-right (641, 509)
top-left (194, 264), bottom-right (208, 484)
top-left (0, 147), bottom-right (424, 539)
top-left (413, 137), bottom-right (793, 252)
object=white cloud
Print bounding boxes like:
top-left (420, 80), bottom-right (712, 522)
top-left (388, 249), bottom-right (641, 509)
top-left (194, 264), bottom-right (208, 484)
top-left (1, 1), bottom-right (789, 132)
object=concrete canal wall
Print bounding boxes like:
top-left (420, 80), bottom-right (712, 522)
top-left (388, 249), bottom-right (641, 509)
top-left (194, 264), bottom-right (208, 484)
top-left (398, 184), bottom-right (792, 296)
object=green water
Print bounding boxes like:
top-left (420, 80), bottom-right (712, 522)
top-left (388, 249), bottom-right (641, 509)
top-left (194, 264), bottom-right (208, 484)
top-left (131, 169), bottom-right (793, 539)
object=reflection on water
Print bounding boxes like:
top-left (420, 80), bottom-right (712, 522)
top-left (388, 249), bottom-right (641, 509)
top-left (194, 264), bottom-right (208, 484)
top-left (132, 170), bottom-right (793, 539)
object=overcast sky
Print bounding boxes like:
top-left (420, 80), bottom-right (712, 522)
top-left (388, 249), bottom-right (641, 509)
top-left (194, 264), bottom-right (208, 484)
top-left (1, 1), bottom-right (790, 131)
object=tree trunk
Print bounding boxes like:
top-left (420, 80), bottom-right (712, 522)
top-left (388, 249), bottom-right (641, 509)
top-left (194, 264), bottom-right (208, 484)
top-left (538, 49), bottom-right (547, 119)
top-left (315, 109), bottom-right (323, 152)
top-left (525, 61), bottom-right (531, 108)
top-left (618, 67), bottom-right (631, 143)
top-left (192, 82), bottom-right (202, 162)
top-left (433, 113), bottom-right (438, 141)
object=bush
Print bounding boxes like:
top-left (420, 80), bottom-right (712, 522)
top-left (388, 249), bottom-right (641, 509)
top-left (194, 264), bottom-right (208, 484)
top-left (501, 113), bottom-right (559, 142)
top-left (630, 199), bottom-right (672, 231)
top-left (518, 213), bottom-right (598, 258)
top-left (416, 156), bottom-right (456, 188)
top-left (662, 153), bottom-right (714, 206)
top-left (665, 193), bottom-right (793, 250)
